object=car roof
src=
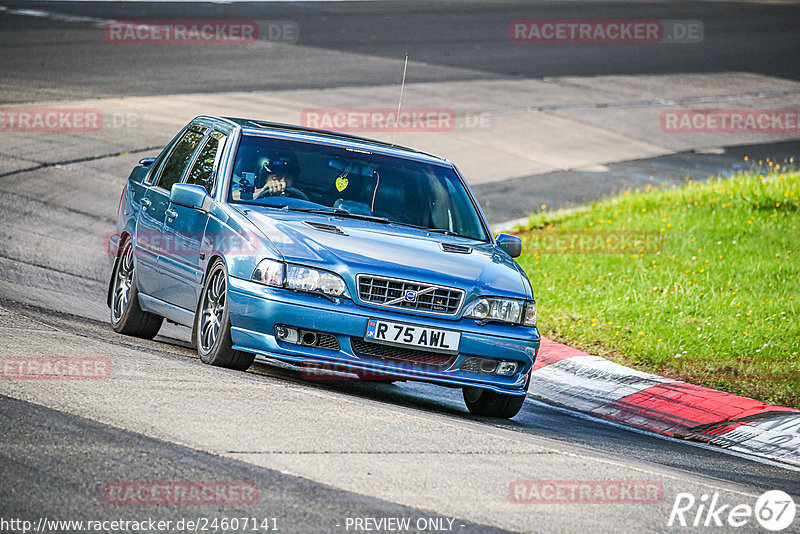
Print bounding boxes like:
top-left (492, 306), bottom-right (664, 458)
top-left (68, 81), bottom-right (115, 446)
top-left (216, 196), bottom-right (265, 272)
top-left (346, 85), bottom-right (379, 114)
top-left (213, 116), bottom-right (453, 167)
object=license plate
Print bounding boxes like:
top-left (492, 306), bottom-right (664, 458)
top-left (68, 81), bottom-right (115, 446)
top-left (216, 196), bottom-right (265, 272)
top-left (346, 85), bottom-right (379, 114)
top-left (364, 319), bottom-right (461, 354)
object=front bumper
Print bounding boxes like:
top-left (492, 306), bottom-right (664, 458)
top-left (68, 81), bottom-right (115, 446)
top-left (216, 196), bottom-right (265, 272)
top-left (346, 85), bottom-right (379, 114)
top-left (227, 277), bottom-right (540, 395)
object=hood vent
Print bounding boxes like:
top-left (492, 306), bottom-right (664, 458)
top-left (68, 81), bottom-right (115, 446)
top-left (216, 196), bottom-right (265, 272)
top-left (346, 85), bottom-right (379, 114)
top-left (303, 220), bottom-right (348, 236)
top-left (440, 243), bottom-right (472, 254)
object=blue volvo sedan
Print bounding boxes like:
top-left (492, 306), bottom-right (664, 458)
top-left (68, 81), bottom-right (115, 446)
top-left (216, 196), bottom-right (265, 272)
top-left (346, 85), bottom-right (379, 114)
top-left (108, 116), bottom-right (539, 418)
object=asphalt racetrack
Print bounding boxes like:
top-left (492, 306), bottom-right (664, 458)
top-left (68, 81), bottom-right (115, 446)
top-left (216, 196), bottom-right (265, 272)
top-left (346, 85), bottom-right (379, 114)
top-left (0, 2), bottom-right (799, 533)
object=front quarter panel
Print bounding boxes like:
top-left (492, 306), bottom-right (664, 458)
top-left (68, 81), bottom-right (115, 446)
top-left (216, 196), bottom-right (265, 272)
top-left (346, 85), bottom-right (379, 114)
top-left (202, 202), bottom-right (284, 282)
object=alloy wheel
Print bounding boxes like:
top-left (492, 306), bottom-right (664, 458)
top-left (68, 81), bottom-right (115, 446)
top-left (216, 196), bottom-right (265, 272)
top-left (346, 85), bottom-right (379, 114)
top-left (199, 268), bottom-right (227, 352)
top-left (111, 243), bottom-right (134, 323)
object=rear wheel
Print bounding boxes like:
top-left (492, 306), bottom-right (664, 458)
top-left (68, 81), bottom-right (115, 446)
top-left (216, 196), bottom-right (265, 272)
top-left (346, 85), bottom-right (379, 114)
top-left (109, 239), bottom-right (163, 339)
top-left (195, 261), bottom-right (255, 371)
top-left (462, 386), bottom-right (527, 419)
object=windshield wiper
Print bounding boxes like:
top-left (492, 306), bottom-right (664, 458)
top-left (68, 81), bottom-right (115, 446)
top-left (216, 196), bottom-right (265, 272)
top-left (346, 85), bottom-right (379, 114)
top-left (280, 205), bottom-right (390, 224)
top-left (280, 206), bottom-right (460, 235)
top-left (389, 221), bottom-right (460, 236)
top-left (426, 228), bottom-right (460, 236)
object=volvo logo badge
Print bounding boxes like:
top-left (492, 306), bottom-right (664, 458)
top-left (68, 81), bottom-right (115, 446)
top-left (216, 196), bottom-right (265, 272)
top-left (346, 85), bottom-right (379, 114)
top-left (404, 290), bottom-right (417, 302)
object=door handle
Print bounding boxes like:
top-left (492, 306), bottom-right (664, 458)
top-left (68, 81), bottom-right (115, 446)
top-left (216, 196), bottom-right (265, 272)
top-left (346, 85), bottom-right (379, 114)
top-left (166, 209), bottom-right (178, 220)
top-left (141, 198), bottom-right (151, 211)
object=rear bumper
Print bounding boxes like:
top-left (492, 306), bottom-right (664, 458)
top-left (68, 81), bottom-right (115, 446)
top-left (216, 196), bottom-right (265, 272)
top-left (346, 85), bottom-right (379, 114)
top-left (227, 277), bottom-right (540, 394)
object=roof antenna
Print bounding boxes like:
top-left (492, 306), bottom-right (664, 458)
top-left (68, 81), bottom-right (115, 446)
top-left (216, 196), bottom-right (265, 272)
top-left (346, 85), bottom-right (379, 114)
top-left (391, 53), bottom-right (409, 146)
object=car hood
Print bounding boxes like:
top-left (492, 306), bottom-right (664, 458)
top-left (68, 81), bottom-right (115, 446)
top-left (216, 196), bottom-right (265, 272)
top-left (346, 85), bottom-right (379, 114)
top-left (239, 207), bottom-right (531, 299)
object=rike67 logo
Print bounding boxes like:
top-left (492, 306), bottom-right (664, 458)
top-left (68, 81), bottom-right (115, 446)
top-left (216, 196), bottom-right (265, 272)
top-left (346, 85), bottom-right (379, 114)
top-left (668, 490), bottom-right (796, 531)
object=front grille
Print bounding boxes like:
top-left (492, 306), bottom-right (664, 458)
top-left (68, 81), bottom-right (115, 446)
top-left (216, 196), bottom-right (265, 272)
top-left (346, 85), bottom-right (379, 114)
top-left (357, 275), bottom-right (464, 315)
top-left (351, 338), bottom-right (455, 369)
top-left (315, 333), bottom-right (341, 351)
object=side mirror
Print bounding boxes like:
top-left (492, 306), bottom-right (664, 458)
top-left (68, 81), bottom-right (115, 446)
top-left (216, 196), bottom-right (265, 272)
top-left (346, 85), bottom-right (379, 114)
top-left (496, 233), bottom-right (522, 258)
top-left (139, 157), bottom-right (156, 166)
top-left (170, 183), bottom-right (210, 211)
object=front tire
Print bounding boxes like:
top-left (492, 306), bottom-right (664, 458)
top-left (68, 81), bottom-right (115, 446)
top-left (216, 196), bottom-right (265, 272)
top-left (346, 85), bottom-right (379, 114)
top-left (109, 239), bottom-right (163, 339)
top-left (195, 261), bottom-right (255, 371)
top-left (462, 386), bottom-right (527, 419)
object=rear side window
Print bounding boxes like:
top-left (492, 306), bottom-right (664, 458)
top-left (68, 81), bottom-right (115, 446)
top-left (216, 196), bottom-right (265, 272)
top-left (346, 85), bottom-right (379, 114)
top-left (185, 131), bottom-right (226, 194)
top-left (154, 126), bottom-right (207, 192)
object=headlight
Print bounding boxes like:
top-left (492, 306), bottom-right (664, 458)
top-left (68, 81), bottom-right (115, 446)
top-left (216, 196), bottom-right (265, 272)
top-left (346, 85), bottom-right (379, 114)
top-left (287, 266), bottom-right (348, 297)
top-left (287, 265), bottom-right (320, 291)
top-left (252, 260), bottom-right (349, 298)
top-left (464, 297), bottom-right (536, 326)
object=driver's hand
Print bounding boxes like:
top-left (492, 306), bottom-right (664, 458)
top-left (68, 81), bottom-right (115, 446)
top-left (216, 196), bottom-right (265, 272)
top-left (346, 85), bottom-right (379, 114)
top-left (265, 176), bottom-right (287, 195)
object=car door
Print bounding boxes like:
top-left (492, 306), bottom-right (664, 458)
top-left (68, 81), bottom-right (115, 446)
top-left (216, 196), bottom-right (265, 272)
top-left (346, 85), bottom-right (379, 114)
top-left (159, 130), bottom-right (227, 311)
top-left (136, 124), bottom-right (208, 299)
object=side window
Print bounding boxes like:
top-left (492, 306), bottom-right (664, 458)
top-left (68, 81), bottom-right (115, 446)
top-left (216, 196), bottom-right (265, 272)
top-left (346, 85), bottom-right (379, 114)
top-left (154, 126), bottom-right (207, 192)
top-left (144, 135), bottom-right (180, 185)
top-left (185, 132), bottom-right (226, 194)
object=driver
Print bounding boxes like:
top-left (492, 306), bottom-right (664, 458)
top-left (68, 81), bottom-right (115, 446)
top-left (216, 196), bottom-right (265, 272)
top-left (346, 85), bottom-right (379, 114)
top-left (254, 152), bottom-right (301, 198)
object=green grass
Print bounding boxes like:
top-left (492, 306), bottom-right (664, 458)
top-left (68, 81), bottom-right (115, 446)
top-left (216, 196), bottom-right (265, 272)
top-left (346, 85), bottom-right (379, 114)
top-left (516, 164), bottom-right (800, 408)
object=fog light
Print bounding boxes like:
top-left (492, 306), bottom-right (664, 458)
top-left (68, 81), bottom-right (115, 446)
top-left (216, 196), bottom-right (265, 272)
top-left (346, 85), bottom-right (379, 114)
top-left (300, 331), bottom-right (318, 346)
top-left (479, 359), bottom-right (498, 373)
top-left (496, 361), bottom-right (518, 376)
top-left (275, 325), bottom-right (299, 344)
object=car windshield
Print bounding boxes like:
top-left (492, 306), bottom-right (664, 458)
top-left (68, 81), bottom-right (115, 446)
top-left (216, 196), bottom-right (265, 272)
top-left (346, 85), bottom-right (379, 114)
top-left (228, 134), bottom-right (489, 241)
